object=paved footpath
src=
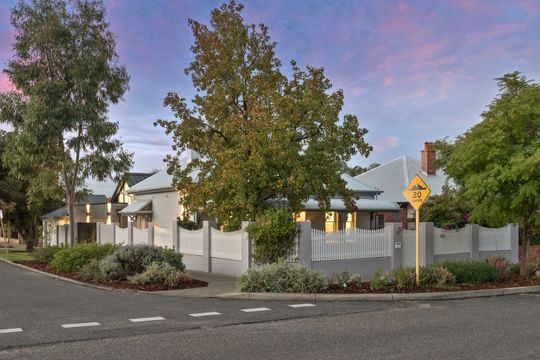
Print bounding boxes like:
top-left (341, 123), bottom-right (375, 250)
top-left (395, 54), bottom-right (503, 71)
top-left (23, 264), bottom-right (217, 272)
top-left (2, 261), bottom-right (540, 359)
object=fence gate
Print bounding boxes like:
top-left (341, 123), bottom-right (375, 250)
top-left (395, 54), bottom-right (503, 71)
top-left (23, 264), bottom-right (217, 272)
top-left (402, 224), bottom-right (425, 267)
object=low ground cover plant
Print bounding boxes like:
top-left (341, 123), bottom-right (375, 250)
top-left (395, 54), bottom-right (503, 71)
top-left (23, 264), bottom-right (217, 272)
top-left (239, 262), bottom-right (328, 293)
top-left (32, 246), bottom-right (63, 264)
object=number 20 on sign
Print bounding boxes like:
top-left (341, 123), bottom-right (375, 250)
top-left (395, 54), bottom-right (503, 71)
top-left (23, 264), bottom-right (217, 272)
top-left (402, 174), bottom-right (431, 283)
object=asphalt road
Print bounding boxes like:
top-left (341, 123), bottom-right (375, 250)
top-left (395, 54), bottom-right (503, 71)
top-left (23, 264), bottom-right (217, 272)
top-left (1, 261), bottom-right (540, 359)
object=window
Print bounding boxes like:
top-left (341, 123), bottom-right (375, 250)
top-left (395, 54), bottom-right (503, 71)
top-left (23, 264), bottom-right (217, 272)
top-left (325, 212), bottom-right (336, 232)
top-left (346, 212), bottom-right (356, 230)
top-left (374, 214), bottom-right (385, 229)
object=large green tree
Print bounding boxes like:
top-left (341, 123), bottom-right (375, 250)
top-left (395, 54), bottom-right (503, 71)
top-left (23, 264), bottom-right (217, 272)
top-left (156, 1), bottom-right (371, 224)
top-left (443, 72), bottom-right (540, 276)
top-left (1, 0), bottom-right (132, 245)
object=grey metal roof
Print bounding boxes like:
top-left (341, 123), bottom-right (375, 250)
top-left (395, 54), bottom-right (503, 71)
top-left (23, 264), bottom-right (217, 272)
top-left (341, 173), bottom-right (380, 193)
top-left (127, 170), bottom-right (175, 194)
top-left (355, 155), bottom-right (446, 203)
top-left (126, 172), bottom-right (154, 187)
top-left (40, 207), bottom-right (69, 219)
top-left (118, 199), bottom-right (152, 215)
top-left (302, 198), bottom-right (399, 211)
top-left (78, 194), bottom-right (108, 205)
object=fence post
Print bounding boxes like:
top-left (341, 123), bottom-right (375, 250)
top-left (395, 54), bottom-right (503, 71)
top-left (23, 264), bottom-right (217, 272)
top-left (112, 224), bottom-right (116, 245)
top-left (202, 220), bottom-right (213, 272)
top-left (390, 223), bottom-right (403, 270)
top-left (470, 224), bottom-right (480, 261)
top-left (510, 224), bottom-right (519, 264)
top-left (96, 223), bottom-right (101, 245)
top-left (297, 221), bottom-right (312, 269)
top-left (241, 221), bottom-right (253, 272)
top-left (127, 222), bottom-right (134, 246)
top-left (172, 220), bottom-right (179, 252)
top-left (423, 222), bottom-right (434, 266)
top-left (148, 226), bottom-right (154, 246)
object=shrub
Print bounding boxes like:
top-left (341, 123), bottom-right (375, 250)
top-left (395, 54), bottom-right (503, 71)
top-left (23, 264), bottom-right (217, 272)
top-left (127, 262), bottom-right (177, 285)
top-left (79, 259), bottom-right (102, 282)
top-left (177, 217), bottom-right (201, 230)
top-left (247, 208), bottom-right (298, 264)
top-left (99, 254), bottom-right (128, 281)
top-left (420, 265), bottom-right (455, 289)
top-left (392, 267), bottom-right (416, 291)
top-left (165, 272), bottom-right (194, 287)
top-left (439, 260), bottom-right (497, 284)
top-left (239, 262), bottom-right (328, 293)
top-left (162, 249), bottom-right (185, 272)
top-left (349, 274), bottom-right (363, 287)
top-left (32, 246), bottom-right (62, 264)
top-left (370, 266), bottom-right (390, 291)
top-left (334, 271), bottom-right (351, 287)
top-left (486, 256), bottom-right (510, 281)
top-left (112, 245), bottom-right (165, 275)
top-left (50, 243), bottom-right (116, 272)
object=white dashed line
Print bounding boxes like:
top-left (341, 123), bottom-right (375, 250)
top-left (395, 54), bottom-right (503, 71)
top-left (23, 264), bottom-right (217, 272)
top-left (0, 328), bottom-right (23, 334)
top-left (289, 303), bottom-right (316, 308)
top-left (241, 307), bottom-right (271, 313)
top-left (129, 317), bottom-right (165, 323)
top-left (61, 322), bottom-right (101, 329)
top-left (189, 312), bottom-right (222, 317)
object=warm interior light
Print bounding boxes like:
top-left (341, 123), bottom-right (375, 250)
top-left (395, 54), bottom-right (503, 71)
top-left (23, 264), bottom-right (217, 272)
top-left (107, 201), bottom-right (112, 213)
top-left (325, 212), bottom-right (335, 232)
top-left (85, 203), bottom-right (90, 214)
top-left (106, 215), bottom-right (111, 225)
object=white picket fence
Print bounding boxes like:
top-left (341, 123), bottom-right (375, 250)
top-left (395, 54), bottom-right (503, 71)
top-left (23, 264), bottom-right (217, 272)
top-left (211, 228), bottom-right (243, 261)
top-left (133, 227), bottom-right (150, 245)
top-left (311, 227), bottom-right (392, 261)
top-left (115, 226), bottom-right (128, 245)
top-left (434, 225), bottom-right (471, 255)
top-left (98, 224), bottom-right (115, 245)
top-left (479, 224), bottom-right (512, 251)
top-left (154, 226), bottom-right (172, 248)
top-left (179, 227), bottom-right (204, 255)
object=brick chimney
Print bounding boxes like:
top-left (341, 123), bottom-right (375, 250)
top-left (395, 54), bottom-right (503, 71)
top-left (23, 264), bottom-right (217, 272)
top-left (421, 142), bottom-right (436, 175)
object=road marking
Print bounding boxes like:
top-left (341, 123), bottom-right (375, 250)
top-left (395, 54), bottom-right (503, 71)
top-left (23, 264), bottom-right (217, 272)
top-left (241, 307), bottom-right (271, 313)
top-left (189, 312), bottom-right (221, 317)
top-left (0, 328), bottom-right (23, 334)
top-left (61, 322), bottom-right (101, 329)
top-left (129, 317), bottom-right (165, 323)
top-left (289, 303), bottom-right (316, 308)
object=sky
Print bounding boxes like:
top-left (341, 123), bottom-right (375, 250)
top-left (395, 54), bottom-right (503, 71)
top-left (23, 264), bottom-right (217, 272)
top-left (1, 0), bottom-right (539, 195)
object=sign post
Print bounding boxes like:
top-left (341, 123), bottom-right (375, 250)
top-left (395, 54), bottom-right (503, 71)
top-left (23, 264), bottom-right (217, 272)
top-left (402, 174), bottom-right (431, 283)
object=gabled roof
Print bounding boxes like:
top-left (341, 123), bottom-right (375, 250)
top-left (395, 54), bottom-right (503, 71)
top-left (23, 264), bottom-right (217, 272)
top-left (341, 173), bottom-right (381, 194)
top-left (111, 172), bottom-right (154, 201)
top-left (127, 170), bottom-right (176, 194)
top-left (79, 194), bottom-right (108, 205)
top-left (118, 199), bottom-right (152, 215)
top-left (302, 198), bottom-right (399, 211)
top-left (355, 155), bottom-right (446, 203)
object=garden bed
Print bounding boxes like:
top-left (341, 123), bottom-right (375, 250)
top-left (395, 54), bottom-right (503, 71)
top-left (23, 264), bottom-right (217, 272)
top-left (323, 277), bottom-right (540, 294)
top-left (16, 260), bottom-right (208, 291)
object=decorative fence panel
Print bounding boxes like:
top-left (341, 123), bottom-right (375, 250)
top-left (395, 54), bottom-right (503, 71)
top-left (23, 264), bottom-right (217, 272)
top-left (154, 226), bottom-right (172, 249)
top-left (210, 228), bottom-right (243, 261)
top-left (115, 227), bottom-right (128, 245)
top-left (402, 226), bottom-right (425, 267)
top-left (99, 224), bottom-right (115, 245)
top-left (133, 227), bottom-right (150, 245)
top-left (434, 225), bottom-right (471, 255)
top-left (311, 227), bottom-right (392, 262)
top-left (479, 225), bottom-right (512, 251)
top-left (58, 225), bottom-right (68, 246)
top-left (179, 227), bottom-right (204, 255)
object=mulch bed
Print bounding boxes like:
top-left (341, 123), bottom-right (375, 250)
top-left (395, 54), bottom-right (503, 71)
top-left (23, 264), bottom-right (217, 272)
top-left (16, 260), bottom-right (208, 292)
top-left (323, 277), bottom-right (540, 294)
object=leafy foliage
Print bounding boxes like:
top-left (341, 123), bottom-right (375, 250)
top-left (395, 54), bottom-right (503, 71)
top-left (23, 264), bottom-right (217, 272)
top-left (239, 262), bottom-right (328, 293)
top-left (420, 185), bottom-right (473, 229)
top-left (155, 1), bottom-right (371, 223)
top-left (247, 208), bottom-right (298, 264)
top-left (50, 243), bottom-right (116, 272)
top-left (98, 254), bottom-right (127, 281)
top-left (440, 72), bottom-right (540, 276)
top-left (439, 260), bottom-right (497, 284)
top-left (127, 261), bottom-right (177, 285)
top-left (79, 258), bottom-right (103, 282)
top-left (1, 0), bottom-right (132, 244)
top-left (485, 256), bottom-right (510, 281)
top-left (177, 217), bottom-right (201, 230)
top-left (419, 265), bottom-right (455, 289)
top-left (370, 266), bottom-right (391, 291)
top-left (32, 246), bottom-right (62, 264)
top-left (111, 245), bottom-right (185, 276)
top-left (391, 267), bottom-right (417, 290)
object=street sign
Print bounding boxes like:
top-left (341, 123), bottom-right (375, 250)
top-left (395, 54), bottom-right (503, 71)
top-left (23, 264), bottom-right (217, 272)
top-left (402, 174), bottom-right (431, 210)
top-left (403, 174), bottom-right (432, 283)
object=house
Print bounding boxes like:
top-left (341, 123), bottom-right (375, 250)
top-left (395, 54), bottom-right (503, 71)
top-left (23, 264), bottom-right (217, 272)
top-left (124, 152), bottom-right (399, 232)
top-left (41, 172), bottom-right (153, 243)
top-left (355, 142), bottom-right (447, 228)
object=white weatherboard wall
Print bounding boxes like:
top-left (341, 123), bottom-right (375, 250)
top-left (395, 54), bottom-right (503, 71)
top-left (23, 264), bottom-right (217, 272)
top-left (133, 191), bottom-right (181, 229)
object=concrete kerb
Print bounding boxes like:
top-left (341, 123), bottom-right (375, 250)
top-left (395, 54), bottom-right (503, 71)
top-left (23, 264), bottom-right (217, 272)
top-left (4, 257), bottom-right (540, 301)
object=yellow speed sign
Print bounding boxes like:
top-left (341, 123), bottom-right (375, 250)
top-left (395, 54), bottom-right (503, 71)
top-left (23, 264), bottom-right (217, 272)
top-left (402, 174), bottom-right (431, 210)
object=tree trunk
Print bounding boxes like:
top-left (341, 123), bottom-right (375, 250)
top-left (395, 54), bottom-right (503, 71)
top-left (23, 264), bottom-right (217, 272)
top-left (67, 190), bottom-right (76, 246)
top-left (520, 215), bottom-right (532, 277)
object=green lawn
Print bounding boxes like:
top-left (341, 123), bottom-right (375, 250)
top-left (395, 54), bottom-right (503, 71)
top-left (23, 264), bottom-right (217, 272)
top-left (0, 249), bottom-right (33, 262)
